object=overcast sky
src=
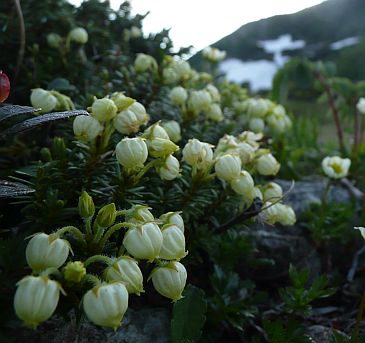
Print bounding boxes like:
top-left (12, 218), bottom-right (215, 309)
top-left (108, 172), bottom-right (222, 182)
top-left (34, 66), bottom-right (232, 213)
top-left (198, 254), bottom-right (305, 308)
top-left (70, 0), bottom-right (327, 52)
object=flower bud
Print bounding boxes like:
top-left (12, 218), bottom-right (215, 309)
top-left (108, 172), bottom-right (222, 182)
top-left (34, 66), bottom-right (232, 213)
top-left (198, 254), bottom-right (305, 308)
top-left (95, 203), bottom-right (117, 228)
top-left (125, 204), bottom-right (154, 224)
top-left (276, 204), bottom-right (296, 226)
top-left (83, 282), bottom-right (128, 329)
top-left (78, 191), bottom-right (95, 219)
top-left (161, 120), bottom-right (181, 143)
top-left (113, 109), bottom-right (140, 134)
top-left (148, 138), bottom-right (179, 158)
top-left (163, 67), bottom-right (179, 84)
top-left (170, 86), bottom-right (188, 106)
top-left (116, 137), bottom-right (148, 170)
top-left (249, 118), bottom-right (265, 133)
top-left (188, 90), bottom-right (212, 113)
top-left (253, 187), bottom-right (263, 200)
top-left (247, 98), bottom-right (271, 118)
top-left (172, 60), bottom-right (192, 80)
top-left (69, 27), bottom-right (88, 44)
top-left (47, 33), bottom-right (62, 48)
top-left (160, 212), bottom-right (184, 233)
top-left (357, 98), bottom-right (365, 114)
top-left (134, 53), bottom-right (158, 73)
top-left (202, 46), bottom-right (226, 63)
top-left (111, 92), bottom-right (135, 112)
top-left (263, 182), bottom-right (283, 202)
top-left (64, 261), bottom-right (86, 283)
top-left (205, 84), bottom-right (220, 102)
top-left (14, 276), bottom-right (62, 328)
top-left (105, 256), bottom-right (144, 295)
top-left (215, 154), bottom-right (242, 182)
top-left (143, 122), bottom-right (170, 140)
top-left (230, 170), bottom-right (254, 196)
top-left (206, 103), bottom-right (223, 122)
top-left (0, 70), bottom-right (10, 103)
top-left (26, 233), bottom-right (70, 272)
top-left (159, 225), bottom-right (187, 260)
top-left (262, 201), bottom-right (280, 225)
top-left (182, 139), bottom-right (214, 170)
top-left (150, 262), bottom-right (187, 301)
top-left (91, 98), bottom-right (117, 122)
top-left (129, 102), bottom-right (149, 125)
top-left (123, 222), bottom-right (163, 261)
top-left (73, 115), bottom-right (103, 142)
top-left (130, 26), bottom-right (142, 38)
top-left (30, 88), bottom-right (57, 113)
top-left (157, 155), bottom-right (180, 180)
top-left (322, 156), bottom-right (351, 179)
top-left (256, 153), bottom-right (280, 176)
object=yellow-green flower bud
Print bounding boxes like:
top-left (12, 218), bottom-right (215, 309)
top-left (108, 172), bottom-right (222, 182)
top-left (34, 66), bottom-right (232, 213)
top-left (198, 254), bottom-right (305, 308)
top-left (26, 233), bottom-right (70, 272)
top-left (143, 122), bottom-right (170, 140)
top-left (64, 261), bottom-right (86, 283)
top-left (78, 191), bottom-right (95, 219)
top-left (205, 84), bottom-right (220, 102)
top-left (160, 212), bottom-right (184, 233)
top-left (263, 182), bottom-right (283, 202)
top-left (83, 282), bottom-right (128, 329)
top-left (170, 86), bottom-right (188, 106)
top-left (148, 138), bottom-right (179, 158)
top-left (150, 261), bottom-right (187, 302)
top-left (161, 121), bottom-right (181, 143)
top-left (111, 92), bottom-right (135, 112)
top-left (125, 204), bottom-right (154, 224)
top-left (14, 276), bottom-right (62, 329)
top-left (157, 155), bottom-right (180, 180)
top-left (215, 154), bottom-right (242, 182)
top-left (73, 115), bottom-right (103, 142)
top-left (95, 203), bottom-right (116, 228)
top-left (115, 137), bottom-right (148, 170)
top-left (129, 102), bottom-right (149, 126)
top-left (47, 33), bottom-right (62, 48)
top-left (206, 103), bottom-right (223, 122)
top-left (230, 170), bottom-right (254, 196)
top-left (160, 225), bottom-right (187, 260)
top-left (182, 139), bottom-right (214, 170)
top-left (249, 118), bottom-right (265, 133)
top-left (69, 27), bottom-right (88, 44)
top-left (123, 223), bottom-right (163, 261)
top-left (188, 90), bottom-right (212, 113)
top-left (30, 88), bottom-right (57, 113)
top-left (256, 153), bottom-right (280, 176)
top-left (134, 53), bottom-right (158, 73)
top-left (113, 109), bottom-right (140, 134)
top-left (105, 256), bottom-right (144, 295)
top-left (91, 98), bottom-right (117, 122)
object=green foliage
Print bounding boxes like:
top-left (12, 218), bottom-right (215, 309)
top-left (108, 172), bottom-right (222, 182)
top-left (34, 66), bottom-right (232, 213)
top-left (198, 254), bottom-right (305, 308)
top-left (262, 319), bottom-right (311, 343)
top-left (279, 265), bottom-right (336, 317)
top-left (171, 285), bottom-right (207, 343)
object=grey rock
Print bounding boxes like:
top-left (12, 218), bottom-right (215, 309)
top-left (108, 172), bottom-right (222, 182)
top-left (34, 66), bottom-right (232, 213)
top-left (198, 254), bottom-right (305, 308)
top-left (14, 307), bottom-right (171, 343)
top-left (276, 177), bottom-right (360, 214)
top-left (306, 325), bottom-right (349, 343)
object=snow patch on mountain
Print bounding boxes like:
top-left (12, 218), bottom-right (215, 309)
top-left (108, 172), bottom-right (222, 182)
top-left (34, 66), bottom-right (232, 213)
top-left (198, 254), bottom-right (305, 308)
top-left (330, 36), bottom-right (360, 50)
top-left (219, 34), bottom-right (305, 91)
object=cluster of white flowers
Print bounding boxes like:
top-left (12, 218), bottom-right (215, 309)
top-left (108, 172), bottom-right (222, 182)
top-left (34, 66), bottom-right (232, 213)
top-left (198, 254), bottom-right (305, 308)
top-left (14, 201), bottom-right (187, 330)
top-left (181, 131), bottom-right (295, 225)
top-left (202, 46), bottom-right (226, 63)
top-left (73, 92), bottom-right (149, 142)
top-left (170, 83), bottom-right (223, 122)
top-left (30, 88), bottom-right (75, 113)
top-left (233, 98), bottom-right (292, 134)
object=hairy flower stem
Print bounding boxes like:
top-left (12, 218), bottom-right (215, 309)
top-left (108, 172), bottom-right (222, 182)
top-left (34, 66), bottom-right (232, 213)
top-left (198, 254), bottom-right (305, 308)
top-left (84, 273), bottom-right (102, 287)
top-left (98, 222), bottom-right (133, 250)
top-left (56, 226), bottom-right (87, 249)
top-left (84, 255), bottom-right (113, 268)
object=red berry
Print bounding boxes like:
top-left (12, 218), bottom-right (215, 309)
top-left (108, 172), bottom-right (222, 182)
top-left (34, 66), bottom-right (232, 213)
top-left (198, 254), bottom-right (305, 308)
top-left (0, 70), bottom-right (10, 103)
